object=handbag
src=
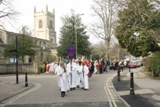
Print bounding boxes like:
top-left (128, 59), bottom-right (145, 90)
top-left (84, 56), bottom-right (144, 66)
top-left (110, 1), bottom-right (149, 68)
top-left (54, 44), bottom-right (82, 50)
top-left (88, 72), bottom-right (91, 77)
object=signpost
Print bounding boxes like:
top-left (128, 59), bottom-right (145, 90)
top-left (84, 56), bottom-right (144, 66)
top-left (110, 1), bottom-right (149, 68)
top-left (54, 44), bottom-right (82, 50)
top-left (9, 37), bottom-right (19, 84)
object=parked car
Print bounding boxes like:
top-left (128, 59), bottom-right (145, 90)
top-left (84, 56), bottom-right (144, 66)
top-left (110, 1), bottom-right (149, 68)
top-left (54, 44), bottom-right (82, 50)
top-left (135, 60), bottom-right (141, 67)
top-left (128, 60), bottom-right (138, 68)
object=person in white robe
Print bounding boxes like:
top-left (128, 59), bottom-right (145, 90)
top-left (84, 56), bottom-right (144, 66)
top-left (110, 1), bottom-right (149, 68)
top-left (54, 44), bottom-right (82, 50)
top-left (75, 59), bottom-right (79, 87)
top-left (55, 62), bottom-right (61, 88)
top-left (49, 62), bottom-right (54, 73)
top-left (66, 59), bottom-right (77, 91)
top-left (76, 60), bottom-right (82, 88)
top-left (80, 60), bottom-right (89, 90)
top-left (57, 62), bottom-right (68, 97)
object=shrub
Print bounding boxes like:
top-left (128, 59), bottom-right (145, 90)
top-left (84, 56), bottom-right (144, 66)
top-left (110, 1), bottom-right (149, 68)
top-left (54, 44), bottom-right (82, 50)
top-left (38, 63), bottom-right (45, 73)
top-left (147, 52), bottom-right (160, 76)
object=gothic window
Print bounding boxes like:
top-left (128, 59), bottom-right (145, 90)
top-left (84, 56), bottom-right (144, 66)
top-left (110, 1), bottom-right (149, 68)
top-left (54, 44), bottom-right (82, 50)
top-left (39, 41), bottom-right (41, 47)
top-left (40, 51), bottom-right (43, 62)
top-left (50, 20), bottom-right (52, 29)
top-left (39, 20), bottom-right (43, 28)
top-left (0, 37), bottom-right (3, 44)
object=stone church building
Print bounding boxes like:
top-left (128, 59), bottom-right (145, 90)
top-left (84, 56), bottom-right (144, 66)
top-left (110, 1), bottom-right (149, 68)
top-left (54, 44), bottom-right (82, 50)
top-left (0, 5), bottom-right (57, 64)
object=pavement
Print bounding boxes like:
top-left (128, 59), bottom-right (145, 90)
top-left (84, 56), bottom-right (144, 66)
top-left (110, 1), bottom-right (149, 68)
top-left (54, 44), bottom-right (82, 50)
top-left (113, 67), bottom-right (160, 107)
top-left (0, 77), bottom-right (34, 103)
top-left (0, 67), bottom-right (160, 107)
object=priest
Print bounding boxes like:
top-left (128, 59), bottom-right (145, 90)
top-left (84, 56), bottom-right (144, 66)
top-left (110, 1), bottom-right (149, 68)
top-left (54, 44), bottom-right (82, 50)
top-left (66, 59), bottom-right (77, 91)
top-left (81, 60), bottom-right (89, 90)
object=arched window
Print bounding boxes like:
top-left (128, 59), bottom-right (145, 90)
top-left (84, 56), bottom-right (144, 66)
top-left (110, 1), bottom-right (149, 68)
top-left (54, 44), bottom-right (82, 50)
top-left (39, 20), bottom-right (43, 28)
top-left (50, 20), bottom-right (52, 29)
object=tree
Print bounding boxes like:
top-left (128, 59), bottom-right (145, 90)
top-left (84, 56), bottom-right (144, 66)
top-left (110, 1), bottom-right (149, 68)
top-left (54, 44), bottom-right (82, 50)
top-left (3, 26), bottom-right (36, 63)
top-left (115, 0), bottom-right (160, 57)
top-left (90, 0), bottom-right (124, 59)
top-left (91, 41), bottom-right (106, 60)
top-left (0, 0), bottom-right (18, 30)
top-left (57, 10), bottom-right (91, 59)
top-left (46, 54), bottom-right (57, 63)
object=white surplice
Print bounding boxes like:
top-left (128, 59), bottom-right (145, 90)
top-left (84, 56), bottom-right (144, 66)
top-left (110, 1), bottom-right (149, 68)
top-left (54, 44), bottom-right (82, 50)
top-left (77, 64), bottom-right (82, 86)
top-left (57, 66), bottom-right (68, 92)
top-left (80, 65), bottom-right (89, 89)
top-left (66, 62), bottom-right (77, 88)
top-left (55, 65), bottom-right (60, 88)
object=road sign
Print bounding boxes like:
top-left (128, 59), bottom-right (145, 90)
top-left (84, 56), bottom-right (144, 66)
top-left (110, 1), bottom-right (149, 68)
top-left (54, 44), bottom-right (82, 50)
top-left (9, 49), bottom-right (17, 52)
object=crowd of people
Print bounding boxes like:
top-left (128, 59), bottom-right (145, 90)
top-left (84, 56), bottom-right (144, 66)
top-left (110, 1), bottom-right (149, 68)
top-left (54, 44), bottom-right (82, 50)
top-left (55, 58), bottom-right (90, 97)
top-left (54, 58), bottom-right (130, 97)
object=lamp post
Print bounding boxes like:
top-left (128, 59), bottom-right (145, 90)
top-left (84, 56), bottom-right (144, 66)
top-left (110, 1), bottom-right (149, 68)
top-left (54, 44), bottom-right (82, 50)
top-left (75, 14), bottom-right (84, 59)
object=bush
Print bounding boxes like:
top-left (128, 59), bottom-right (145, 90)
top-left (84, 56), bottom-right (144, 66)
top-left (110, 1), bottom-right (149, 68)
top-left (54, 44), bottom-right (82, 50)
top-left (147, 52), bottom-right (160, 76)
top-left (38, 63), bottom-right (45, 73)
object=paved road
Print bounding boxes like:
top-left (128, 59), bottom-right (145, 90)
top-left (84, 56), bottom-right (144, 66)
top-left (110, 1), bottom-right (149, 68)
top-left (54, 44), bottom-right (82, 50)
top-left (0, 71), bottom-right (127, 107)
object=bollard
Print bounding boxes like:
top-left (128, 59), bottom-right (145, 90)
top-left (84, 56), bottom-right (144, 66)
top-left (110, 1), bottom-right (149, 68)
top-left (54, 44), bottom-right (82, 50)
top-left (25, 73), bottom-right (28, 87)
top-left (117, 67), bottom-right (120, 81)
top-left (130, 72), bottom-right (135, 95)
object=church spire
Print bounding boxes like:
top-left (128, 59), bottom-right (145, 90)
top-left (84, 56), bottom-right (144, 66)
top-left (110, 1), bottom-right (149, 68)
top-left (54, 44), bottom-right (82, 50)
top-left (46, 4), bottom-right (48, 12)
top-left (34, 6), bottom-right (36, 13)
top-left (53, 7), bottom-right (55, 14)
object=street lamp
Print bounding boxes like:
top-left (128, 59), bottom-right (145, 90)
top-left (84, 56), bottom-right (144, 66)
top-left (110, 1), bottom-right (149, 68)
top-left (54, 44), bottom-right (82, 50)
top-left (75, 14), bottom-right (84, 59)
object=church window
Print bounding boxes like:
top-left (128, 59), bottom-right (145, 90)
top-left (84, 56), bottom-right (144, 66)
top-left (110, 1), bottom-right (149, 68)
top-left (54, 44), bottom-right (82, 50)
top-left (39, 41), bottom-right (41, 46)
top-left (39, 20), bottom-right (43, 28)
top-left (50, 20), bottom-right (52, 29)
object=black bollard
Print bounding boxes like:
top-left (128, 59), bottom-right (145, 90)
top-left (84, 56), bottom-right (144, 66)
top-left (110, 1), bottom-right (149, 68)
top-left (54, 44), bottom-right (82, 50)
top-left (117, 67), bottom-right (120, 81)
top-left (130, 72), bottom-right (135, 95)
top-left (25, 73), bottom-right (28, 87)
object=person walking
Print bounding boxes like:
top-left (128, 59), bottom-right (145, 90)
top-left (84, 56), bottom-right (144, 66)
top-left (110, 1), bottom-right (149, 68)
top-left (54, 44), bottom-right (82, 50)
top-left (98, 60), bottom-right (103, 74)
top-left (66, 59), bottom-right (77, 91)
top-left (57, 62), bottom-right (68, 97)
top-left (94, 60), bottom-right (99, 74)
top-left (81, 60), bottom-right (89, 90)
top-left (55, 62), bottom-right (61, 89)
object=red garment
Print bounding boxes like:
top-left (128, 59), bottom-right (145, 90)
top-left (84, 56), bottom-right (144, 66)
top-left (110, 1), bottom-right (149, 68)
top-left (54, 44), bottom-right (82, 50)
top-left (45, 64), bottom-right (50, 73)
top-left (88, 72), bottom-right (91, 77)
top-left (98, 62), bottom-right (103, 68)
top-left (85, 60), bottom-right (90, 67)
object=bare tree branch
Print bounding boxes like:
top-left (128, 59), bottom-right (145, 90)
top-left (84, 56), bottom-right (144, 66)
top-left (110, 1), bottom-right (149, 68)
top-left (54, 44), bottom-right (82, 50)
top-left (0, 0), bottom-right (19, 30)
top-left (153, 0), bottom-right (160, 4)
top-left (90, 0), bottom-right (125, 59)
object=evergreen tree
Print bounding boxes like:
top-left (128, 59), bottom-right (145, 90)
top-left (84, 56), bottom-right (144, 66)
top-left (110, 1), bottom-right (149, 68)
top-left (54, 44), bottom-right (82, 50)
top-left (57, 10), bottom-right (91, 58)
top-left (115, 0), bottom-right (160, 57)
top-left (3, 26), bottom-right (36, 62)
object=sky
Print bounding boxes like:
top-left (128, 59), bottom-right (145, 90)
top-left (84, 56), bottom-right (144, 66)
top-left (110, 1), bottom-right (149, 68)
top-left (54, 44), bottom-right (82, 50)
top-left (6, 0), bottom-right (102, 44)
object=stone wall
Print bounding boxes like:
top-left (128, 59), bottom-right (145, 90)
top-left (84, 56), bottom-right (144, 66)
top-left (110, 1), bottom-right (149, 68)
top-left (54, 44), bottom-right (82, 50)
top-left (0, 63), bottom-right (38, 74)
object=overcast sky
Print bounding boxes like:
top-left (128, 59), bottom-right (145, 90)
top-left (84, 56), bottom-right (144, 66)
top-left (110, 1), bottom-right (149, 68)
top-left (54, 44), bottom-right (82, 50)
top-left (7, 0), bottom-right (101, 44)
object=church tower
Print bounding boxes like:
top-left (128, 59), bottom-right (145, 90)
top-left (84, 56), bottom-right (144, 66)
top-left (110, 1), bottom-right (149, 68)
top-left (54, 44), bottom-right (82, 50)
top-left (33, 5), bottom-right (56, 44)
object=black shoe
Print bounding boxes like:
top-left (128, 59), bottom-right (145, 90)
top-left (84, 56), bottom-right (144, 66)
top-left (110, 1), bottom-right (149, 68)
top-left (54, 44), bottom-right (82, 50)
top-left (77, 85), bottom-right (79, 88)
top-left (63, 91), bottom-right (65, 96)
top-left (82, 87), bottom-right (84, 89)
top-left (73, 88), bottom-right (75, 90)
top-left (61, 92), bottom-right (64, 97)
top-left (70, 88), bottom-right (73, 91)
